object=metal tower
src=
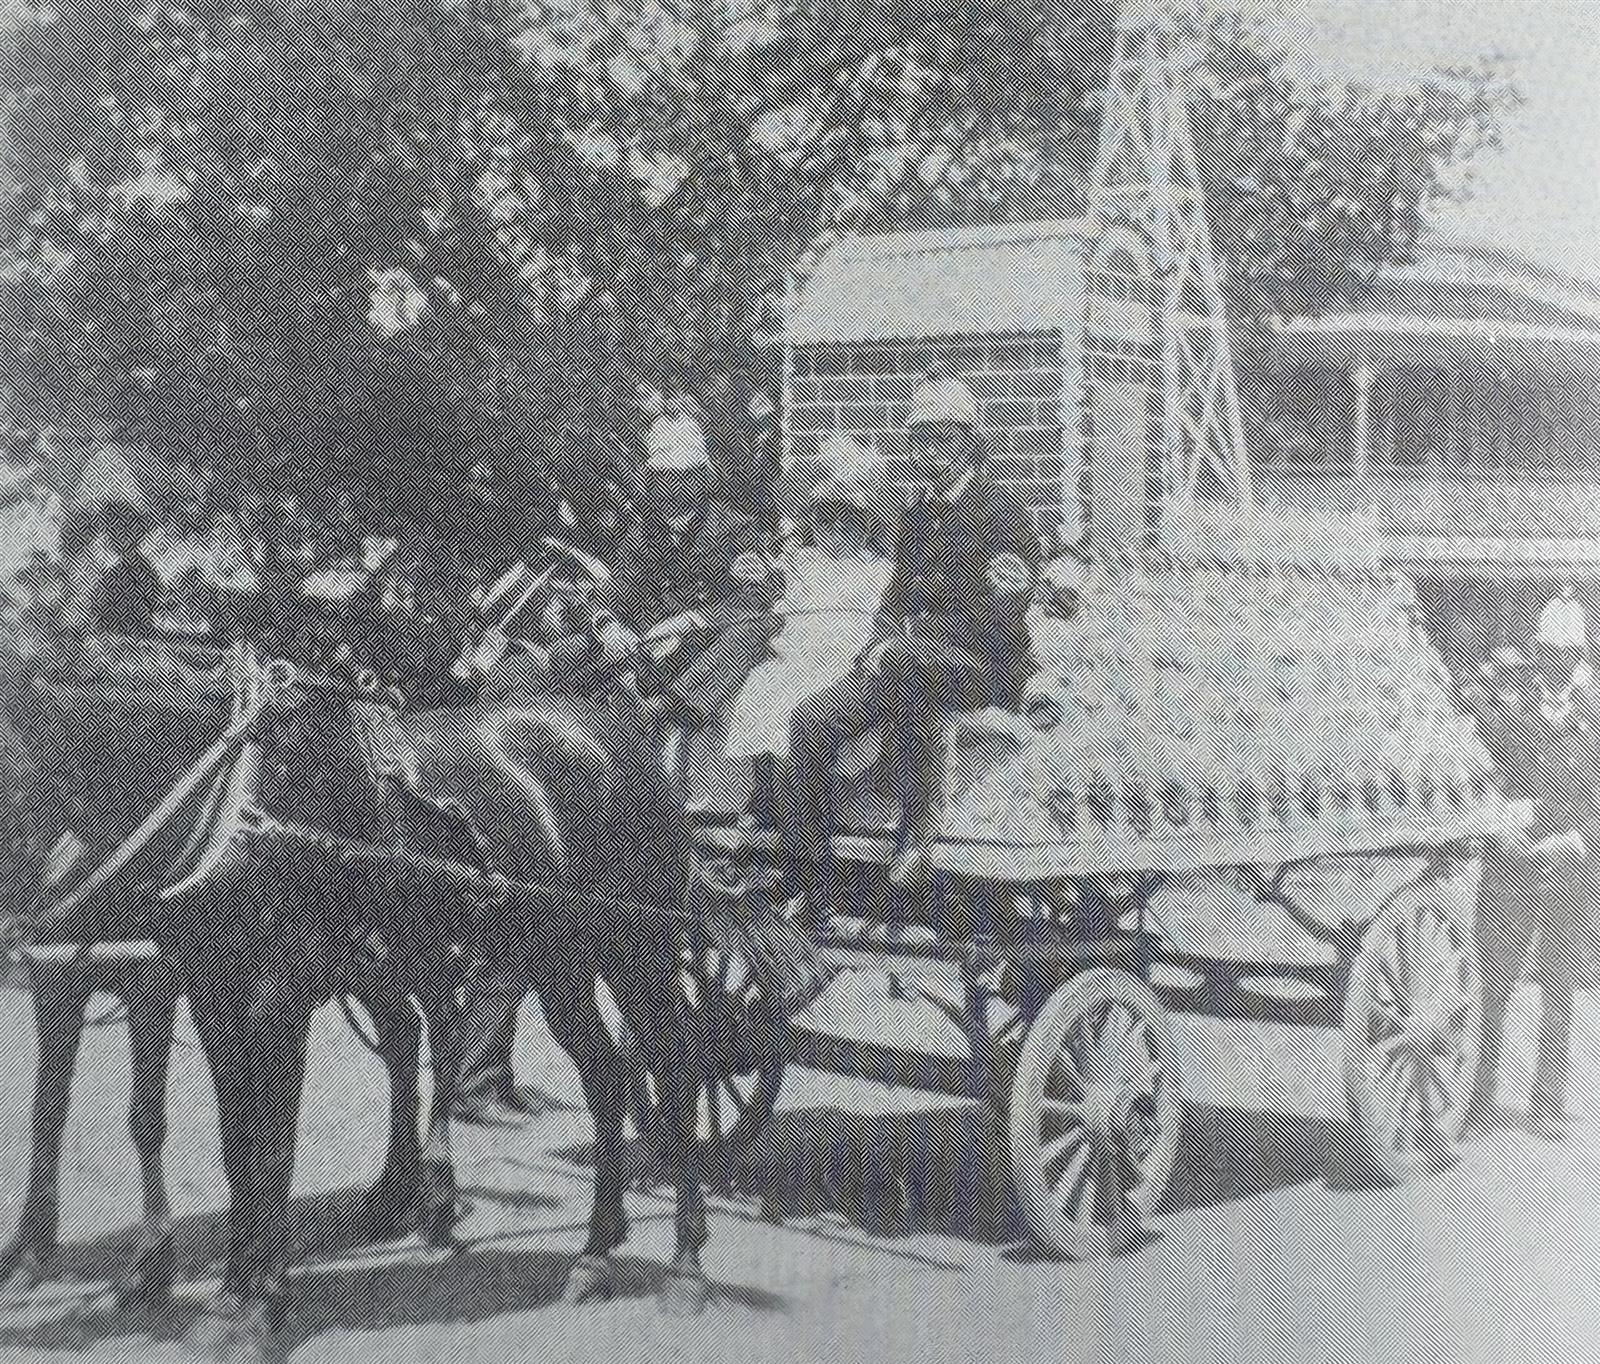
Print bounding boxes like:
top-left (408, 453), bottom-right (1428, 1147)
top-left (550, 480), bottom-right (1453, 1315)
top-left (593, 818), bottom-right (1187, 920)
top-left (1080, 0), bottom-right (1253, 553)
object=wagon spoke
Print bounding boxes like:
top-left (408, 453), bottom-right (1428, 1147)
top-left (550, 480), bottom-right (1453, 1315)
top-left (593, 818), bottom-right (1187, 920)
top-left (1041, 1128), bottom-right (1087, 1184)
top-left (1051, 1139), bottom-right (1095, 1221)
top-left (1381, 1050), bottom-right (1413, 1124)
top-left (1059, 1022), bottom-right (1091, 1090)
top-left (1394, 916), bottom-right (1415, 1002)
top-left (1046, 1065), bottom-right (1085, 1110)
top-left (995, 1009), bottom-right (1028, 1043)
top-left (1399, 1077), bottom-right (1426, 1150)
top-left (1416, 1057), bottom-right (1450, 1123)
top-left (1372, 1028), bottom-right (1408, 1063)
top-left (1372, 945), bottom-right (1401, 1009)
top-left (1110, 1128), bottom-right (1146, 1200)
top-left (1098, 1004), bottom-right (1133, 1068)
top-left (1040, 1097), bottom-right (1085, 1121)
top-left (705, 1075), bottom-right (725, 1145)
top-left (1415, 898), bottom-right (1440, 970)
top-left (1378, 1031), bottom-right (1412, 1081)
top-left (1371, 996), bottom-right (1406, 1035)
top-left (1113, 1010), bottom-right (1156, 1086)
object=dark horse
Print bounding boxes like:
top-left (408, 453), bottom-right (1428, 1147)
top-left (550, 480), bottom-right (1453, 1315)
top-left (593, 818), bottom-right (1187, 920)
top-left (10, 635), bottom-right (711, 1361)
top-left (163, 647), bottom-right (712, 1361)
top-left (0, 643), bottom-right (467, 1351)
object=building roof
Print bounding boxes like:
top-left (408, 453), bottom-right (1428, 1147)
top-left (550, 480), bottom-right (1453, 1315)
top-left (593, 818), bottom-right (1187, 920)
top-left (787, 220), bottom-right (1087, 345)
top-left (788, 220), bottom-right (1600, 360)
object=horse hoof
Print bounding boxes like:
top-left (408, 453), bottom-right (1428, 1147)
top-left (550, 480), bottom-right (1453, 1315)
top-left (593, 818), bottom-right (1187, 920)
top-left (361, 1175), bottom-right (421, 1243)
top-left (182, 1294), bottom-right (244, 1360)
top-left (37, 1303), bottom-right (91, 1351)
top-left (451, 1093), bottom-right (523, 1127)
top-left (423, 1200), bottom-right (471, 1254)
top-left (498, 1082), bottom-right (562, 1117)
top-left (216, 1317), bottom-right (280, 1364)
top-left (562, 1254), bottom-right (613, 1305)
top-left (190, 1301), bottom-right (282, 1364)
top-left (658, 1268), bottom-right (710, 1317)
top-left (114, 1221), bottom-right (176, 1316)
top-left (421, 1162), bottom-right (465, 1249)
top-left (0, 1245), bottom-right (52, 1303)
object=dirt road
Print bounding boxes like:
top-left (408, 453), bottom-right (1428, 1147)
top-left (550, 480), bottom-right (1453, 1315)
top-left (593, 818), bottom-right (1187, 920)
top-left (0, 977), bottom-right (1596, 1364)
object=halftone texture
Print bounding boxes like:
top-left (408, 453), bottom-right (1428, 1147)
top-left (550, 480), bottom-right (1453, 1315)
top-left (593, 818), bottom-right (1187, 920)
top-left (940, 552), bottom-right (1508, 878)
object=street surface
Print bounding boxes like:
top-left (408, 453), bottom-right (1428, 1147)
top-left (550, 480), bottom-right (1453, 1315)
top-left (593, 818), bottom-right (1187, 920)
top-left (0, 971), bottom-right (1596, 1364)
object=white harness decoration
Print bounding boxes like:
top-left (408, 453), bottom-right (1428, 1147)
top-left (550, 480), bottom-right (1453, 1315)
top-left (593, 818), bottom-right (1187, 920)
top-left (1539, 661), bottom-right (1594, 729)
top-left (38, 644), bottom-right (269, 935)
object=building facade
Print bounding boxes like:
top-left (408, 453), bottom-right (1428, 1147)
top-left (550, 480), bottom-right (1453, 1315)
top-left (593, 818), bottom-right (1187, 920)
top-left (782, 220), bottom-right (1600, 671)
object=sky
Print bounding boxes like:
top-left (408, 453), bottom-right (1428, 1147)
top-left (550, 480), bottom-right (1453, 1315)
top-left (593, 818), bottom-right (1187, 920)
top-left (1260, 0), bottom-right (1600, 281)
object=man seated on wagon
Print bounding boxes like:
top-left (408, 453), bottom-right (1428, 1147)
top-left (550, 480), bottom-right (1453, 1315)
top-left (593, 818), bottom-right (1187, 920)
top-left (603, 403), bottom-right (779, 728)
top-left (784, 373), bottom-right (1041, 903)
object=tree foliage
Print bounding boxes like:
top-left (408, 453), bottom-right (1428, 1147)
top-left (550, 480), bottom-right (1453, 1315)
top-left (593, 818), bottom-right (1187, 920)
top-left (0, 0), bottom-right (1522, 536)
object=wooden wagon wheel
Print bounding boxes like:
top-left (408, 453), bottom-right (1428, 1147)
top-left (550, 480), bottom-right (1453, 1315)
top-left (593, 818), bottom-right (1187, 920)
top-left (1008, 967), bottom-right (1182, 1260)
top-left (632, 940), bottom-right (786, 1179)
top-left (1341, 872), bottom-right (1482, 1183)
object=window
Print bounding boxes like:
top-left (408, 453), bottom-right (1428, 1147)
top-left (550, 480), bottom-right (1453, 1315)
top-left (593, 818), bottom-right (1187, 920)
top-left (1385, 366), bottom-right (1451, 472)
top-left (1248, 367), bottom-right (1352, 475)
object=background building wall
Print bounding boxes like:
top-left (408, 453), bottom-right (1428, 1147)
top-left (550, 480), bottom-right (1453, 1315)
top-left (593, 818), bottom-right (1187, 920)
top-left (786, 330), bottom-right (1081, 548)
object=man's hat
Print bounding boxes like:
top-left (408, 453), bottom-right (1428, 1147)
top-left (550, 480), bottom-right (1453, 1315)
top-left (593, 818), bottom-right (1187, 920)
top-left (810, 435), bottom-right (891, 524)
top-left (1537, 587), bottom-right (1587, 651)
top-left (645, 413), bottom-right (709, 472)
top-left (908, 375), bottom-right (979, 429)
top-left (814, 434), bottom-right (880, 487)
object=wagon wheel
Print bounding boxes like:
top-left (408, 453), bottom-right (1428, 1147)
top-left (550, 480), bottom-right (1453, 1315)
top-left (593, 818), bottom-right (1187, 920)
top-left (1341, 875), bottom-right (1482, 1183)
top-left (632, 941), bottom-right (786, 1181)
top-left (1008, 967), bottom-right (1182, 1260)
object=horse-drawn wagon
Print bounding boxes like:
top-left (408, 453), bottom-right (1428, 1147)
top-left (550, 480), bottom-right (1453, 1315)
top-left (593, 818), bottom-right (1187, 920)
top-left (671, 521), bottom-right (1507, 1258)
top-left (652, 0), bottom-right (1515, 1260)
top-left (0, 3), bottom-right (1519, 1346)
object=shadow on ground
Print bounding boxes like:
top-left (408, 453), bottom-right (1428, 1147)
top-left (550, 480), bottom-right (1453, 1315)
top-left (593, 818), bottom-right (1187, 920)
top-left (0, 1099), bottom-right (1344, 1353)
top-left (0, 1176), bottom-right (778, 1358)
top-left (0, 1177), bottom-right (561, 1298)
top-left (558, 1097), bottom-right (1346, 1249)
top-left (0, 1244), bottom-right (784, 1358)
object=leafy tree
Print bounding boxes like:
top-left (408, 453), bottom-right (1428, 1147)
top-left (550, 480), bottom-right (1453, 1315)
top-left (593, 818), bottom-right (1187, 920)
top-left (0, 0), bottom-right (1522, 543)
top-left (1188, 13), bottom-right (1524, 318)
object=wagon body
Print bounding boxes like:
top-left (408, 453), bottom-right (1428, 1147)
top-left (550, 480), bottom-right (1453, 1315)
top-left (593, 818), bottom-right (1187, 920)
top-left (666, 537), bottom-right (1503, 1251)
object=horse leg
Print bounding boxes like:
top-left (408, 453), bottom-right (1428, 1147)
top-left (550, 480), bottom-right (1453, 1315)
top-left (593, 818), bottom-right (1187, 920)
top-left (223, 988), bottom-right (315, 1364)
top-left (627, 963), bottom-right (711, 1316)
top-left (360, 991), bottom-right (423, 1242)
top-left (536, 973), bottom-right (631, 1303)
top-left (111, 962), bottom-right (180, 1316)
top-left (181, 978), bottom-right (260, 1359)
top-left (453, 956), bottom-right (525, 1124)
top-left (419, 982), bottom-right (464, 1250)
top-left (0, 965), bottom-right (92, 1298)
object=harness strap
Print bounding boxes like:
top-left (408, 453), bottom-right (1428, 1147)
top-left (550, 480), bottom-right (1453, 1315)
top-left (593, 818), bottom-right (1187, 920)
top-left (44, 646), bottom-right (268, 925)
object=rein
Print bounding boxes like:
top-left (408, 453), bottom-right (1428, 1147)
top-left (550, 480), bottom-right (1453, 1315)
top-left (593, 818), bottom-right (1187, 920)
top-left (10, 634), bottom-right (692, 976)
